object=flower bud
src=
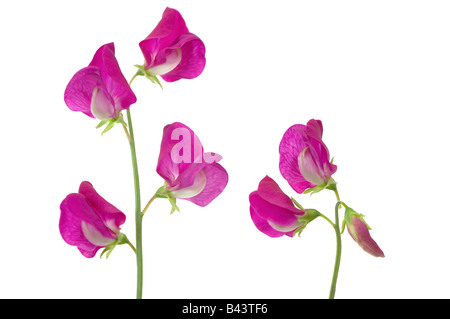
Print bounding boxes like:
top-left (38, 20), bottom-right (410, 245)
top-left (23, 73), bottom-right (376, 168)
top-left (344, 206), bottom-right (384, 258)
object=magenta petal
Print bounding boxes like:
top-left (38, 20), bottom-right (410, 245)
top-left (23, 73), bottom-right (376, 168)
top-left (59, 193), bottom-right (116, 258)
top-left (249, 176), bottom-right (307, 238)
top-left (305, 119), bottom-right (323, 140)
top-left (64, 43), bottom-right (136, 119)
top-left (279, 120), bottom-right (337, 193)
top-left (156, 122), bottom-right (227, 207)
top-left (89, 43), bottom-right (136, 113)
top-left (257, 176), bottom-right (304, 216)
top-left (348, 216), bottom-right (385, 258)
top-left (139, 8), bottom-right (189, 68)
top-left (161, 33), bottom-right (206, 82)
top-left (183, 162), bottom-right (228, 207)
top-left (157, 122), bottom-right (203, 187)
top-left (139, 7), bottom-right (205, 81)
top-left (64, 66), bottom-right (103, 118)
top-left (249, 192), bottom-right (301, 227)
top-left (250, 205), bottom-right (285, 238)
top-left (78, 181), bottom-right (126, 234)
top-left (279, 125), bottom-right (315, 193)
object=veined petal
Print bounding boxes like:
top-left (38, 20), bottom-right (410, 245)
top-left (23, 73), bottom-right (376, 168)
top-left (279, 124), bottom-right (315, 193)
top-left (161, 33), bottom-right (206, 82)
top-left (257, 176), bottom-right (305, 215)
top-left (183, 162), bottom-right (228, 207)
top-left (139, 7), bottom-right (189, 67)
top-left (157, 122), bottom-right (203, 187)
top-left (305, 119), bottom-right (323, 140)
top-left (64, 66), bottom-right (103, 118)
top-left (78, 181), bottom-right (126, 234)
top-left (89, 43), bottom-right (136, 114)
top-left (59, 193), bottom-right (116, 255)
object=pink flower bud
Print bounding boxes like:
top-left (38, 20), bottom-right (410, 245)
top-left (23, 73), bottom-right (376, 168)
top-left (279, 119), bottom-right (337, 194)
top-left (139, 7), bottom-right (206, 82)
top-left (59, 181), bottom-right (126, 258)
top-left (345, 207), bottom-right (385, 258)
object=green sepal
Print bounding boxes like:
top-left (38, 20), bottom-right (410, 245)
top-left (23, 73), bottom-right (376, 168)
top-left (343, 205), bottom-right (372, 230)
top-left (292, 208), bottom-right (321, 237)
top-left (303, 184), bottom-right (327, 196)
top-left (167, 196), bottom-right (180, 214)
top-left (134, 64), bottom-right (163, 90)
top-left (151, 184), bottom-right (181, 214)
top-left (96, 113), bottom-right (127, 135)
top-left (303, 177), bottom-right (338, 196)
top-left (100, 233), bottom-right (129, 259)
top-left (291, 197), bottom-right (304, 210)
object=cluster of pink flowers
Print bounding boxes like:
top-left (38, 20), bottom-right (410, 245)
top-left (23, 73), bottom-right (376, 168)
top-left (250, 119), bottom-right (384, 258)
top-left (59, 6), bottom-right (384, 299)
top-left (60, 8), bottom-right (228, 258)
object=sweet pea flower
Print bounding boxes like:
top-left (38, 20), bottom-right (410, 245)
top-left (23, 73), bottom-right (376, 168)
top-left (344, 206), bottom-right (385, 258)
top-left (249, 176), bottom-right (319, 238)
top-left (279, 119), bottom-right (337, 194)
top-left (138, 7), bottom-right (206, 82)
top-left (59, 181), bottom-right (127, 258)
top-left (156, 122), bottom-right (228, 208)
top-left (64, 43), bottom-right (137, 120)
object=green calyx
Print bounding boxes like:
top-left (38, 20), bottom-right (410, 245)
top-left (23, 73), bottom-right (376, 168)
top-left (292, 208), bottom-right (321, 237)
top-left (100, 232), bottom-right (130, 259)
top-left (303, 177), bottom-right (338, 196)
top-left (341, 204), bottom-right (372, 234)
top-left (96, 112), bottom-right (127, 135)
top-left (134, 65), bottom-right (163, 89)
top-left (154, 184), bottom-right (180, 214)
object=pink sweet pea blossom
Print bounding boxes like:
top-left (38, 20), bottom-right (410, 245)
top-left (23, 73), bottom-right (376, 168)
top-left (279, 119), bottom-right (337, 194)
top-left (156, 122), bottom-right (228, 207)
top-left (139, 7), bottom-right (206, 82)
top-left (59, 181), bottom-right (126, 258)
top-left (345, 207), bottom-right (385, 258)
top-left (249, 176), bottom-right (318, 238)
top-left (64, 43), bottom-right (137, 120)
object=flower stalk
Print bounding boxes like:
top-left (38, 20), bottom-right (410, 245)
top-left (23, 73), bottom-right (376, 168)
top-left (329, 200), bottom-right (342, 299)
top-left (124, 108), bottom-right (143, 299)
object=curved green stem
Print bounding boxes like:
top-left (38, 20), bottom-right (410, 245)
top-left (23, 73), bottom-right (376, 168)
top-left (319, 213), bottom-right (335, 228)
top-left (142, 194), bottom-right (158, 217)
top-left (124, 109), bottom-right (143, 299)
top-left (127, 240), bottom-right (137, 254)
top-left (329, 200), bottom-right (342, 299)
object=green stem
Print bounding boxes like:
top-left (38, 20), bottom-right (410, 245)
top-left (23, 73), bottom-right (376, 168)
top-left (125, 109), bottom-right (143, 299)
top-left (142, 194), bottom-right (158, 216)
top-left (319, 213), bottom-right (335, 228)
top-left (329, 200), bottom-right (342, 299)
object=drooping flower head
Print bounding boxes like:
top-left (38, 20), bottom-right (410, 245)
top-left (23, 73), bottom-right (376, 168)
top-left (139, 7), bottom-right (206, 82)
top-left (59, 181), bottom-right (126, 258)
top-left (156, 122), bottom-right (228, 208)
top-left (344, 206), bottom-right (385, 258)
top-left (64, 43), bottom-right (137, 120)
top-left (249, 176), bottom-right (319, 238)
top-left (279, 119), bottom-right (337, 194)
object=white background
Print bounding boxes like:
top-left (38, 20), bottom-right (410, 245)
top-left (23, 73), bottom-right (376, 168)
top-left (1, 0), bottom-right (449, 299)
